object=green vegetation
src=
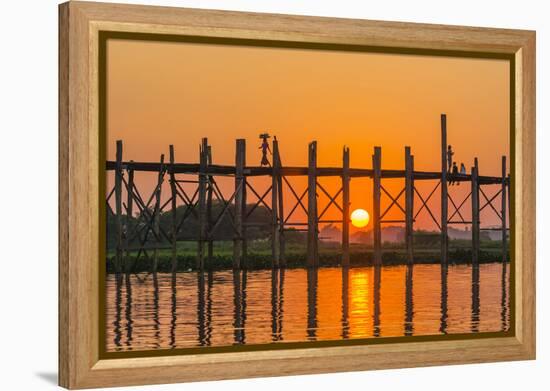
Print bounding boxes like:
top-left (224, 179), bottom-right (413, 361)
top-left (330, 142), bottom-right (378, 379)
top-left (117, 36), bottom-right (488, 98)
top-left (107, 200), bottom-right (275, 249)
top-left (107, 201), bottom-right (507, 273)
top-left (107, 238), bottom-right (508, 273)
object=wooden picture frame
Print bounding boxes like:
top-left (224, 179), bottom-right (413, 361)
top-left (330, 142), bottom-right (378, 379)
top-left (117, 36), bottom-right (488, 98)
top-left (59, 1), bottom-right (536, 389)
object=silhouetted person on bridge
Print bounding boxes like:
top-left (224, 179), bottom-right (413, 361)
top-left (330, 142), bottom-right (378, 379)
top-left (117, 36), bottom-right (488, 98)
top-left (460, 162), bottom-right (466, 175)
top-left (259, 133), bottom-right (272, 166)
top-left (450, 161), bottom-right (459, 185)
top-left (447, 145), bottom-right (454, 172)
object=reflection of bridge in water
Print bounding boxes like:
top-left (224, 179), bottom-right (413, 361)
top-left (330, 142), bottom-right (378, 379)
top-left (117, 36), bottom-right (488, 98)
top-left (107, 263), bottom-right (510, 351)
top-left (106, 113), bottom-right (509, 273)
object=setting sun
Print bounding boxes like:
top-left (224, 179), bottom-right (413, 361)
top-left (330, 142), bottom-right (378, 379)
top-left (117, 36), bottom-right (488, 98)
top-left (351, 209), bottom-right (370, 228)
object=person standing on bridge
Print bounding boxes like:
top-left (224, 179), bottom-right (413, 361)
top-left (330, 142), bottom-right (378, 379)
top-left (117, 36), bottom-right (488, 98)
top-left (451, 161), bottom-right (459, 185)
top-left (259, 133), bottom-right (272, 166)
top-left (460, 162), bottom-right (466, 175)
top-left (447, 144), bottom-right (454, 172)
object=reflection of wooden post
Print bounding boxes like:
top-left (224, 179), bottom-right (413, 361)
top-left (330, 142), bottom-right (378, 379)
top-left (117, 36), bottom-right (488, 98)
top-left (234, 139), bottom-right (246, 269)
top-left (206, 146), bottom-right (214, 263)
top-left (341, 267), bottom-right (350, 339)
top-left (115, 140), bottom-right (123, 274)
top-left (307, 268), bottom-right (318, 340)
top-left (373, 265), bottom-right (381, 336)
top-left (405, 147), bottom-right (414, 264)
top-left (205, 270), bottom-right (213, 345)
top-left (113, 271), bottom-right (123, 345)
top-left (232, 270), bottom-right (243, 344)
top-left (307, 142), bottom-right (319, 267)
top-left (501, 156), bottom-right (507, 262)
top-left (440, 264), bottom-right (448, 334)
top-left (372, 147), bottom-right (382, 266)
top-left (271, 139), bottom-right (280, 267)
top-left (471, 263), bottom-right (480, 333)
top-left (197, 271), bottom-right (206, 345)
top-left (405, 263), bottom-right (414, 336)
top-left (271, 269), bottom-right (279, 339)
top-left (440, 114), bottom-right (448, 265)
top-left (169, 145), bottom-right (178, 273)
top-left (198, 138), bottom-right (208, 269)
top-left (471, 158), bottom-right (480, 265)
top-left (124, 272), bottom-right (133, 343)
top-left (125, 162), bottom-right (134, 272)
top-left (500, 255), bottom-right (508, 331)
top-left (169, 273), bottom-right (177, 347)
top-left (153, 154), bottom-right (165, 273)
top-left (342, 147), bottom-right (350, 267)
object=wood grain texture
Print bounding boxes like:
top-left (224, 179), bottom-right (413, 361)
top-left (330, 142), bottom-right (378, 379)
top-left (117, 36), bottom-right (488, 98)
top-left (515, 34), bottom-right (536, 353)
top-left (58, 1), bottom-right (536, 389)
top-left (58, 3), bottom-right (70, 387)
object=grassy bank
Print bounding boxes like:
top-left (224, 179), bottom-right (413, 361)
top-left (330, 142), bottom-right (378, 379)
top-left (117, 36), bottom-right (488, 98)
top-left (107, 240), bottom-right (508, 273)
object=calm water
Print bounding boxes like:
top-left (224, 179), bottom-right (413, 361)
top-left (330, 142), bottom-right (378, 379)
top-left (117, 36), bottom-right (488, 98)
top-left (105, 263), bottom-right (509, 352)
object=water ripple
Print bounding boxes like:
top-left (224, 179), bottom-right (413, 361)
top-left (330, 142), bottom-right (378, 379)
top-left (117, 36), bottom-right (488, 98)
top-left (105, 262), bottom-right (510, 352)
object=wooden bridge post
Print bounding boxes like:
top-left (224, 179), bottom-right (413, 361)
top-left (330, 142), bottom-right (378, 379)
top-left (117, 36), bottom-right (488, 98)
top-left (342, 146), bottom-right (350, 267)
top-left (307, 141), bottom-right (319, 267)
top-left (275, 141), bottom-right (285, 266)
top-left (206, 146), bottom-right (214, 263)
top-left (440, 114), bottom-right (449, 266)
top-left (405, 146), bottom-right (414, 264)
top-left (501, 156), bottom-right (507, 262)
top-left (471, 158), bottom-right (480, 265)
top-left (169, 145), bottom-right (178, 273)
top-left (271, 139), bottom-right (281, 267)
top-left (234, 139), bottom-right (246, 269)
top-left (198, 138), bottom-right (208, 269)
top-left (153, 154), bottom-right (165, 273)
top-left (242, 157), bottom-right (248, 264)
top-left (125, 162), bottom-right (134, 272)
top-left (114, 140), bottom-right (123, 274)
top-left (372, 146), bottom-right (382, 266)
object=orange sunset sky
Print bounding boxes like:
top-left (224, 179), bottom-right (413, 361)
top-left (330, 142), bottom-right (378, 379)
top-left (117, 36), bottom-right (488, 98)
top-left (106, 39), bottom-right (510, 231)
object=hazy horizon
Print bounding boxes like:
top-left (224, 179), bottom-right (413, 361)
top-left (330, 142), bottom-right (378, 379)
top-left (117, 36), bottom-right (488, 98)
top-left (106, 38), bottom-right (510, 231)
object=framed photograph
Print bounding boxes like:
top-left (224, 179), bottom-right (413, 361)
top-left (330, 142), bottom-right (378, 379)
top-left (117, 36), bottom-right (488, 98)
top-left (59, 1), bottom-right (536, 389)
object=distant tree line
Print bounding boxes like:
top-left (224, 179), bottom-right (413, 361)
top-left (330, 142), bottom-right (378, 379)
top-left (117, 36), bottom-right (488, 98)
top-left (106, 201), bottom-right (303, 249)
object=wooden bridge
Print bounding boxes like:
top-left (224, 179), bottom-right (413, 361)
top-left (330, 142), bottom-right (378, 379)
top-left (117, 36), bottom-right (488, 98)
top-left (106, 114), bottom-right (509, 272)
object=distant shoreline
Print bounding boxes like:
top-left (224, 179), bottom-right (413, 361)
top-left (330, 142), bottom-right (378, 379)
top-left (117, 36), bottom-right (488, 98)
top-left (106, 249), bottom-right (509, 274)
